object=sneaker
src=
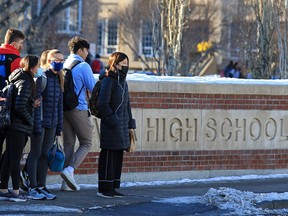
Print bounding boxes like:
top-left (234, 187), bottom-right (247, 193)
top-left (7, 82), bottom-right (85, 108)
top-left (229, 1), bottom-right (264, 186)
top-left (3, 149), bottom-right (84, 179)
top-left (38, 187), bottom-right (56, 200)
top-left (9, 192), bottom-right (27, 202)
top-left (0, 191), bottom-right (12, 201)
top-left (20, 170), bottom-right (30, 192)
top-left (113, 189), bottom-right (124, 198)
top-left (60, 168), bottom-right (79, 191)
top-left (97, 191), bottom-right (115, 198)
top-left (61, 181), bottom-right (80, 191)
top-left (27, 188), bottom-right (46, 200)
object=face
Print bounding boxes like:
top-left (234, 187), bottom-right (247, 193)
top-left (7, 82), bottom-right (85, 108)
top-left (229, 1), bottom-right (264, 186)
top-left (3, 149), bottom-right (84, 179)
top-left (11, 39), bottom-right (24, 53)
top-left (116, 58), bottom-right (128, 70)
top-left (31, 62), bottom-right (40, 77)
top-left (48, 53), bottom-right (64, 64)
top-left (77, 48), bottom-right (89, 61)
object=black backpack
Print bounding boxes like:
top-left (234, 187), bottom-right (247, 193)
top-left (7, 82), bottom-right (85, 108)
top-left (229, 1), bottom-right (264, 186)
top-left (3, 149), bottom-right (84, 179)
top-left (89, 79), bottom-right (102, 118)
top-left (0, 82), bottom-right (15, 129)
top-left (0, 54), bottom-right (20, 90)
top-left (63, 60), bottom-right (82, 111)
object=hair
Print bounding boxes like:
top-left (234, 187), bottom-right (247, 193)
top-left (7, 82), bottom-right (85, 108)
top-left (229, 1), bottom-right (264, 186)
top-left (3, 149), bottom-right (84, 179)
top-left (40, 49), bottom-right (51, 69)
top-left (107, 52), bottom-right (129, 72)
top-left (4, 28), bottom-right (25, 44)
top-left (47, 49), bottom-right (64, 91)
top-left (20, 55), bottom-right (39, 98)
top-left (68, 36), bottom-right (90, 54)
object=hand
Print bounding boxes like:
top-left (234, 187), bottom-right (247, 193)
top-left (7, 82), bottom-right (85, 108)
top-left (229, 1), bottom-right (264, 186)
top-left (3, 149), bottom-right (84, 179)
top-left (34, 97), bottom-right (42, 108)
top-left (0, 97), bottom-right (6, 101)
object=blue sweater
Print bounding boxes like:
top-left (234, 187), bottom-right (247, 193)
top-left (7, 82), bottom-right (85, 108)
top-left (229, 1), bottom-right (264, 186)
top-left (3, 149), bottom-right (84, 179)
top-left (63, 54), bottom-right (96, 110)
top-left (33, 69), bottom-right (63, 135)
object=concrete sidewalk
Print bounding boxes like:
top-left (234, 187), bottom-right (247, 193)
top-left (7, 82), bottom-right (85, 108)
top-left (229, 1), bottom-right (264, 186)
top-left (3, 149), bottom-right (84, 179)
top-left (1, 176), bottom-right (288, 215)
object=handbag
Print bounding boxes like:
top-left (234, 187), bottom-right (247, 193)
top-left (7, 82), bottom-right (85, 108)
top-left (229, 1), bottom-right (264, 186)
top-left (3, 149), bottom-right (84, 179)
top-left (127, 129), bottom-right (137, 152)
top-left (47, 137), bottom-right (65, 172)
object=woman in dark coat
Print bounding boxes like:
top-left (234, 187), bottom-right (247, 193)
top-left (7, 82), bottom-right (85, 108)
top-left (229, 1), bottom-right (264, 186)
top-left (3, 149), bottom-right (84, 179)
top-left (97, 52), bottom-right (136, 198)
top-left (0, 55), bottom-right (39, 202)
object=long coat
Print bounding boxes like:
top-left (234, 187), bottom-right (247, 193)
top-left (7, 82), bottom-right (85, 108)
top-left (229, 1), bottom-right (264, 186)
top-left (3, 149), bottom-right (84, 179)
top-left (98, 70), bottom-right (136, 150)
top-left (9, 69), bottom-right (34, 135)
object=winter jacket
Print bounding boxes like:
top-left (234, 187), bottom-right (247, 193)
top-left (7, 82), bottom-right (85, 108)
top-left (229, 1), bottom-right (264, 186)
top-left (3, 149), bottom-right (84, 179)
top-left (0, 44), bottom-right (21, 73)
top-left (33, 69), bottom-right (63, 135)
top-left (98, 70), bottom-right (136, 150)
top-left (8, 69), bottom-right (34, 135)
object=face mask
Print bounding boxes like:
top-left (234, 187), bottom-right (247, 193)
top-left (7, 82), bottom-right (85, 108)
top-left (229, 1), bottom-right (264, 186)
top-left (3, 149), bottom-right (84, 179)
top-left (121, 66), bottom-right (129, 74)
top-left (51, 61), bottom-right (63, 72)
top-left (34, 68), bottom-right (43, 78)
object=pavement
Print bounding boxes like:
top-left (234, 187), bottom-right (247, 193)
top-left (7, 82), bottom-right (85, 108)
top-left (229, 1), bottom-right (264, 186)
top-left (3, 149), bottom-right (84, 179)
top-left (1, 176), bottom-right (288, 215)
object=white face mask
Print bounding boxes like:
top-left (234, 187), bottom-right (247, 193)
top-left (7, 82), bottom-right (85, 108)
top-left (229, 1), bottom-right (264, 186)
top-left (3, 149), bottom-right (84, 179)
top-left (34, 68), bottom-right (43, 78)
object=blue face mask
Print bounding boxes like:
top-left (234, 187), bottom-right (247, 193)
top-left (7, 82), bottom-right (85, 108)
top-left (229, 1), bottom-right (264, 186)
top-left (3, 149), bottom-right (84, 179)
top-left (51, 61), bottom-right (63, 72)
top-left (35, 68), bottom-right (43, 78)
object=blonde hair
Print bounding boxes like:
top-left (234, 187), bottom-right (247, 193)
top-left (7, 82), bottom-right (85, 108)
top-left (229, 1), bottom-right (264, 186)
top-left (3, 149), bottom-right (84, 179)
top-left (47, 49), bottom-right (64, 91)
top-left (40, 49), bottom-right (51, 69)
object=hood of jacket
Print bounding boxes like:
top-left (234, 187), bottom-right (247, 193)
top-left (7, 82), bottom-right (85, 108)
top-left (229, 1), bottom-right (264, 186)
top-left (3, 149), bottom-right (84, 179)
top-left (0, 44), bottom-right (20, 56)
top-left (9, 68), bottom-right (30, 83)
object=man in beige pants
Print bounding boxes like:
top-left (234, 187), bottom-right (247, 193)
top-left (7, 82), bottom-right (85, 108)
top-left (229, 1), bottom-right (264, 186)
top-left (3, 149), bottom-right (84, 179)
top-left (61, 36), bottom-right (96, 191)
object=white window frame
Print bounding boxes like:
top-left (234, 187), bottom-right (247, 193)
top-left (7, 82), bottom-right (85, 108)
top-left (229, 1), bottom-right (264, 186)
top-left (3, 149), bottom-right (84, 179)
top-left (57, 0), bottom-right (82, 34)
top-left (139, 20), bottom-right (153, 57)
top-left (97, 19), bottom-right (118, 56)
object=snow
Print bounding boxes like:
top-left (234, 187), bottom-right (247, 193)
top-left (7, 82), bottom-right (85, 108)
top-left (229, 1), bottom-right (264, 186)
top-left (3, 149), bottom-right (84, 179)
top-left (125, 73), bottom-right (288, 85)
top-left (1, 173), bottom-right (288, 214)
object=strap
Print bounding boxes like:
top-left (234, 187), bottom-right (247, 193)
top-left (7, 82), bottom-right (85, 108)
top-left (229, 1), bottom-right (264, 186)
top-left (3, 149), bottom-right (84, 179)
top-left (66, 60), bottom-right (81, 70)
top-left (77, 84), bottom-right (85, 97)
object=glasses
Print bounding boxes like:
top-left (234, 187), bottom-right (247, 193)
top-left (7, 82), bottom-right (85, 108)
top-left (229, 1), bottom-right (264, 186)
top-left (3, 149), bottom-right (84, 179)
top-left (52, 58), bottom-right (64, 63)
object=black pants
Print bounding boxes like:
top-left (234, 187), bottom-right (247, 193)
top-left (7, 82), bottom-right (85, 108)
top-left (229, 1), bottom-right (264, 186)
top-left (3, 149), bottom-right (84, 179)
top-left (98, 149), bottom-right (123, 192)
top-left (0, 130), bottom-right (6, 168)
top-left (0, 129), bottom-right (27, 190)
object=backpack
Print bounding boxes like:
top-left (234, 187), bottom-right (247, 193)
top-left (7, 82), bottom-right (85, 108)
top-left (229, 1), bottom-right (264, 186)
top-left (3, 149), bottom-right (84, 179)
top-left (0, 82), bottom-right (15, 129)
top-left (0, 54), bottom-right (19, 90)
top-left (89, 79), bottom-right (102, 118)
top-left (63, 60), bottom-right (82, 111)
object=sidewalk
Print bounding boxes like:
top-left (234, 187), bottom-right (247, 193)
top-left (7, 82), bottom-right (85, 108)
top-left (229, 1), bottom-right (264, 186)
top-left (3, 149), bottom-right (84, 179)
top-left (1, 176), bottom-right (288, 215)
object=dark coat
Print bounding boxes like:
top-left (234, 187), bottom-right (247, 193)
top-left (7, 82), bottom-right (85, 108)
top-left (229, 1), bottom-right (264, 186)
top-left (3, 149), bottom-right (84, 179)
top-left (98, 70), bottom-right (136, 150)
top-left (33, 69), bottom-right (63, 135)
top-left (9, 69), bottom-right (34, 135)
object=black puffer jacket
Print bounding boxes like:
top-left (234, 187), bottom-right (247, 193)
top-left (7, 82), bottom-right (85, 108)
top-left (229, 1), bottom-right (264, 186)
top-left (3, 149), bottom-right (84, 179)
top-left (9, 69), bottom-right (34, 135)
top-left (33, 69), bottom-right (63, 135)
top-left (98, 70), bottom-right (136, 150)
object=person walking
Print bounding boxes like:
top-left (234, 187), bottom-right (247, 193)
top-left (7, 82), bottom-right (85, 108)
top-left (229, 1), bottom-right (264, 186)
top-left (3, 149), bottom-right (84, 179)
top-left (97, 52), bottom-right (136, 198)
top-left (0, 28), bottom-right (25, 169)
top-left (26, 49), bottom-right (64, 200)
top-left (60, 36), bottom-right (96, 191)
top-left (0, 55), bottom-right (39, 202)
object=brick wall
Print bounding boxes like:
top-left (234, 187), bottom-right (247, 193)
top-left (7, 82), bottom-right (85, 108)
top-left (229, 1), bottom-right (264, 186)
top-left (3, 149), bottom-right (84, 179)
top-left (49, 90), bottom-right (288, 176)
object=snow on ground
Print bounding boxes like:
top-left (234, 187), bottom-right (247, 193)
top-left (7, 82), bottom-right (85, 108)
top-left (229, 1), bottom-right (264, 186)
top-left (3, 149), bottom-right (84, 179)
top-left (47, 173), bottom-right (288, 215)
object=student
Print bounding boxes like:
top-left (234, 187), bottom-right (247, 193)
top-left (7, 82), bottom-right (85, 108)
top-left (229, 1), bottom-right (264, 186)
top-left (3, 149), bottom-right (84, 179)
top-left (61, 36), bottom-right (96, 191)
top-left (0, 55), bottom-right (39, 202)
top-left (97, 52), bottom-right (136, 198)
top-left (26, 49), bottom-right (64, 200)
top-left (91, 54), bottom-right (104, 74)
top-left (20, 49), bottom-right (51, 191)
top-left (0, 28), bottom-right (25, 170)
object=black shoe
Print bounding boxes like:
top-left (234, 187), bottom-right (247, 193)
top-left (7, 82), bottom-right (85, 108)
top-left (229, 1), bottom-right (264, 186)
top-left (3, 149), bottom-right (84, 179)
top-left (113, 189), bottom-right (124, 197)
top-left (97, 191), bottom-right (114, 198)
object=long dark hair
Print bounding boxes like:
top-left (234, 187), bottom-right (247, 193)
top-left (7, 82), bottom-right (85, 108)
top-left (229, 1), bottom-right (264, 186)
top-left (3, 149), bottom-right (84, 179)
top-left (20, 55), bottom-right (39, 98)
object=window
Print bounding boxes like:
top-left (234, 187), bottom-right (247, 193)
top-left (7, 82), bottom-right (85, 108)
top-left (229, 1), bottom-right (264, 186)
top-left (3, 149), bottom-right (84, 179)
top-left (57, 0), bottom-right (82, 34)
top-left (97, 19), bottom-right (118, 56)
top-left (141, 21), bottom-right (153, 57)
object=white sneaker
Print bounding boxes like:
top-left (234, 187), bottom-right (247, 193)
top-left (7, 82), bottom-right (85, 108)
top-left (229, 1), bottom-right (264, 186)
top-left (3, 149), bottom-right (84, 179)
top-left (61, 180), bottom-right (80, 191)
top-left (60, 168), bottom-right (79, 191)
